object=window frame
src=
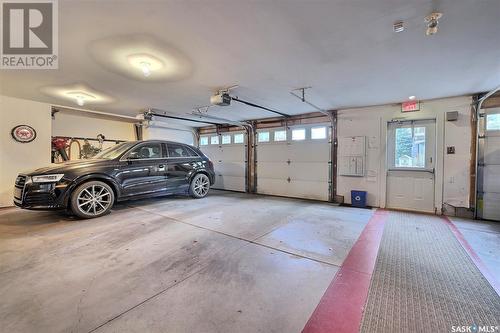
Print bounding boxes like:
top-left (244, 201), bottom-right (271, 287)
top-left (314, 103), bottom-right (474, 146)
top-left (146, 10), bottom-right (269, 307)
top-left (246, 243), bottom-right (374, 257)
top-left (120, 142), bottom-right (164, 161)
top-left (200, 136), bottom-right (209, 146)
top-left (233, 133), bottom-right (245, 144)
top-left (311, 126), bottom-right (327, 140)
top-left (291, 128), bottom-right (306, 141)
top-left (166, 143), bottom-right (199, 158)
top-left (221, 134), bottom-right (231, 145)
top-left (258, 131), bottom-right (270, 143)
top-left (273, 129), bottom-right (287, 142)
top-left (210, 135), bottom-right (220, 145)
top-left (387, 119), bottom-right (435, 172)
top-left (486, 113), bottom-right (500, 132)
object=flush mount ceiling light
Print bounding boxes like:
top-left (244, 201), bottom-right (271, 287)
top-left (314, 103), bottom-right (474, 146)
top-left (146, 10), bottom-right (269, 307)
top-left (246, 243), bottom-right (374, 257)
top-left (66, 91), bottom-right (96, 106)
top-left (409, 95), bottom-right (416, 100)
top-left (127, 54), bottom-right (164, 78)
top-left (425, 12), bottom-right (443, 36)
top-left (40, 84), bottom-right (114, 107)
top-left (88, 34), bottom-right (193, 82)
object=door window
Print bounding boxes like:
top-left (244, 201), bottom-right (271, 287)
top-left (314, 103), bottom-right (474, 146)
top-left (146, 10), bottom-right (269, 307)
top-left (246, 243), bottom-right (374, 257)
top-left (167, 144), bottom-right (198, 158)
top-left (126, 143), bottom-right (162, 159)
top-left (394, 127), bottom-right (426, 168)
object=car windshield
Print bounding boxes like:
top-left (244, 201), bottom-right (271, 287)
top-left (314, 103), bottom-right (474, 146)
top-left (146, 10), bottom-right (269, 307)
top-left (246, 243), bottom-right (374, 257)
top-left (92, 142), bottom-right (135, 160)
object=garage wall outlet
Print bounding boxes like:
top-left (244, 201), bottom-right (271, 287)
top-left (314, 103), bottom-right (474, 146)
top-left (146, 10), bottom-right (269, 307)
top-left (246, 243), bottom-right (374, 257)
top-left (447, 146), bottom-right (455, 154)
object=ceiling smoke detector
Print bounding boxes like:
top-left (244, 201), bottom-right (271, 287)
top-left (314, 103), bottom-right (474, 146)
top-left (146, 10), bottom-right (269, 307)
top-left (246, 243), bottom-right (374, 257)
top-left (425, 12), bottom-right (443, 36)
top-left (393, 21), bottom-right (405, 33)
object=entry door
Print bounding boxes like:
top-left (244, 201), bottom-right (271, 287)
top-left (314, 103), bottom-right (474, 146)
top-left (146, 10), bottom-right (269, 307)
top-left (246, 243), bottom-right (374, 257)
top-left (478, 108), bottom-right (500, 220)
top-left (386, 119), bottom-right (436, 213)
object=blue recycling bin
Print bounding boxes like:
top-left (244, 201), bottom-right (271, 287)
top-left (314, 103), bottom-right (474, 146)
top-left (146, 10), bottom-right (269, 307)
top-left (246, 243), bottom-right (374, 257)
top-left (351, 190), bottom-right (367, 208)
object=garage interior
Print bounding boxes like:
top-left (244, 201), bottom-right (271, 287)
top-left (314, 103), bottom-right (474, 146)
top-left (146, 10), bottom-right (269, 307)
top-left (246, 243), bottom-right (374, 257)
top-left (0, 1), bottom-right (499, 332)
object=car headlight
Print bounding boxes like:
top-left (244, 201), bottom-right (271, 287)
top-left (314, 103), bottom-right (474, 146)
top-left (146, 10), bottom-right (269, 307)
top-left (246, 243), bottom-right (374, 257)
top-left (31, 174), bottom-right (65, 183)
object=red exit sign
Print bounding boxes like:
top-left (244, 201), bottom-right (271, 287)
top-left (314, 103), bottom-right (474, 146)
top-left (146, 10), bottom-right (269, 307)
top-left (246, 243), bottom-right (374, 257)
top-left (402, 101), bottom-right (420, 112)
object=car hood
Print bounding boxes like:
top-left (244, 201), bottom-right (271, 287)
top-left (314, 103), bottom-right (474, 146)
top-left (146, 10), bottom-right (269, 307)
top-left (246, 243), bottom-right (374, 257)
top-left (25, 159), bottom-right (115, 176)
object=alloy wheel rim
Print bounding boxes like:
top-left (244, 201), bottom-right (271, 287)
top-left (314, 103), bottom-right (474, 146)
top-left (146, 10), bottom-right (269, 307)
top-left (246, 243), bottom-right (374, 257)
top-left (193, 175), bottom-right (209, 197)
top-left (77, 185), bottom-right (112, 215)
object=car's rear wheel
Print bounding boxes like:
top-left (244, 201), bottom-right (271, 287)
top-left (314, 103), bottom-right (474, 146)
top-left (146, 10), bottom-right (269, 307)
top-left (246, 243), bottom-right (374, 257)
top-left (70, 181), bottom-right (114, 219)
top-left (189, 173), bottom-right (210, 198)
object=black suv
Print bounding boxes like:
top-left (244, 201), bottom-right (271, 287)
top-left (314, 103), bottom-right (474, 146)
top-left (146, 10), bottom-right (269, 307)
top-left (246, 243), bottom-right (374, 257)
top-left (14, 140), bottom-right (215, 219)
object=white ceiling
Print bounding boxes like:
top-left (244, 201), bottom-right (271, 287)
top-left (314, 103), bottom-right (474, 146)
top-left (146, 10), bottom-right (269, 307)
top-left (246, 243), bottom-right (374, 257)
top-left (1, 0), bottom-right (499, 125)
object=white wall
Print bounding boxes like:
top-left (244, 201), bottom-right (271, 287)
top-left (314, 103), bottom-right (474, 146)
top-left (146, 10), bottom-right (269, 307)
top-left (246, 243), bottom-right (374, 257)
top-left (52, 111), bottom-right (136, 157)
top-left (142, 121), bottom-right (195, 145)
top-left (337, 96), bottom-right (472, 212)
top-left (0, 95), bottom-right (52, 207)
top-left (52, 111), bottom-right (136, 141)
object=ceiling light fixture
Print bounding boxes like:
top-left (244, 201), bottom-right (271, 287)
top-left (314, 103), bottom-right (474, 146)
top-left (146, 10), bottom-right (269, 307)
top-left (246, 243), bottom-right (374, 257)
top-left (76, 95), bottom-right (85, 106)
top-left (66, 91), bottom-right (96, 106)
top-left (127, 54), bottom-right (163, 78)
top-left (140, 61), bottom-right (151, 77)
top-left (409, 95), bottom-right (416, 100)
top-left (425, 12), bottom-right (442, 36)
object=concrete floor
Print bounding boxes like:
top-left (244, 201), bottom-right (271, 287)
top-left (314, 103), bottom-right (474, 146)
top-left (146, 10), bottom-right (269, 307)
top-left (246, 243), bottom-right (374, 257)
top-left (0, 190), bottom-right (372, 333)
top-left (450, 216), bottom-right (500, 279)
top-left (0, 190), bottom-right (498, 333)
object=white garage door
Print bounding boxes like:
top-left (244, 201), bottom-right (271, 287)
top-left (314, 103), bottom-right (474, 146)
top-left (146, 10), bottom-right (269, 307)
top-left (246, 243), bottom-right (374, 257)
top-left (478, 108), bottom-right (500, 221)
top-left (199, 132), bottom-right (246, 192)
top-left (256, 124), bottom-right (331, 201)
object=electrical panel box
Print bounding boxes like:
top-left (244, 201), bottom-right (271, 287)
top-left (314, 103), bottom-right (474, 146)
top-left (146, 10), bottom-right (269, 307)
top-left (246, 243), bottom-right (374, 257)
top-left (339, 136), bottom-right (366, 176)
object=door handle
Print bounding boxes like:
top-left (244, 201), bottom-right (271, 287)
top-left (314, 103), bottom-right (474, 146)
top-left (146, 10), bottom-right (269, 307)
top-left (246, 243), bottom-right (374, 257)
top-left (158, 164), bottom-right (166, 171)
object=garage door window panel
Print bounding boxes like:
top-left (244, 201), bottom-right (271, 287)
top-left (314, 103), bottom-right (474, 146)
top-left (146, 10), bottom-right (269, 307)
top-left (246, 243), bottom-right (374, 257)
top-left (211, 136), bottom-right (220, 145)
top-left (486, 114), bottom-right (500, 131)
top-left (258, 132), bottom-right (270, 143)
top-left (292, 128), bottom-right (306, 141)
top-left (200, 136), bottom-right (209, 146)
top-left (311, 127), bottom-right (327, 140)
top-left (221, 135), bottom-right (231, 144)
top-left (234, 133), bottom-right (244, 144)
top-left (274, 130), bottom-right (287, 142)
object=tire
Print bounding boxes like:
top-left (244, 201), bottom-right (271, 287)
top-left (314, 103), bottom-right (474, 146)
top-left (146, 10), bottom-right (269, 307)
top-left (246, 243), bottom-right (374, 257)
top-left (70, 181), bottom-right (115, 219)
top-left (189, 173), bottom-right (210, 199)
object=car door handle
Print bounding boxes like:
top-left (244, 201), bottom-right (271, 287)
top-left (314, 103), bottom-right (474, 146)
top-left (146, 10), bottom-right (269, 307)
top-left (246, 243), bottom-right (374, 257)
top-left (158, 164), bottom-right (166, 171)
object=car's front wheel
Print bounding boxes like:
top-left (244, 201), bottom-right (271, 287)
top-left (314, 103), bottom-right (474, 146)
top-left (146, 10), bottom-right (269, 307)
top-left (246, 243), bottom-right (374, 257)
top-left (189, 173), bottom-right (210, 198)
top-left (70, 181), bottom-right (115, 219)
